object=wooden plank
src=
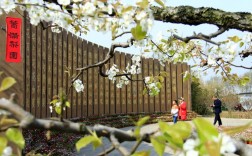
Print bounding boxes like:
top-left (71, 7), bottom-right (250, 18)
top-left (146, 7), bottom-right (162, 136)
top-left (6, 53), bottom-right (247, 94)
top-left (52, 31), bottom-right (58, 117)
top-left (82, 40), bottom-right (88, 117)
top-left (154, 59), bottom-right (160, 112)
top-left (72, 35), bottom-right (78, 118)
top-left (142, 58), bottom-right (149, 112)
top-left (87, 42), bottom-right (93, 116)
top-left (132, 57), bottom-right (138, 113)
top-left (41, 27), bottom-right (47, 118)
top-left (36, 24), bottom-right (42, 118)
top-left (93, 44), bottom-right (99, 116)
top-left (177, 63), bottom-right (183, 99)
top-left (115, 52), bottom-right (121, 114)
top-left (77, 37), bottom-right (82, 117)
top-left (109, 55), bottom-right (115, 115)
top-left (159, 64), bottom-right (166, 112)
top-left (104, 48), bottom-right (110, 115)
top-left (62, 30), bottom-right (68, 118)
top-left (171, 63), bottom-right (177, 110)
top-left (126, 54), bottom-right (132, 113)
top-left (120, 53), bottom-right (127, 114)
top-left (165, 63), bottom-right (172, 111)
top-left (182, 63), bottom-right (190, 110)
top-left (137, 56), bottom-right (143, 113)
top-left (57, 30), bottom-right (63, 116)
top-left (31, 25), bottom-right (37, 116)
top-left (98, 46), bottom-right (105, 115)
top-left (148, 59), bottom-right (155, 113)
top-left (66, 33), bottom-right (72, 118)
top-left (25, 22), bottom-right (32, 115)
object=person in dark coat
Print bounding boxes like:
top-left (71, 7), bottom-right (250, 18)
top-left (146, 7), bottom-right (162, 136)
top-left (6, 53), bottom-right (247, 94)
top-left (211, 95), bottom-right (222, 127)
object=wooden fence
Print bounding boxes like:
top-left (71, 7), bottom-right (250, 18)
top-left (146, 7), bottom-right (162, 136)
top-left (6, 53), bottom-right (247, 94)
top-left (0, 11), bottom-right (191, 118)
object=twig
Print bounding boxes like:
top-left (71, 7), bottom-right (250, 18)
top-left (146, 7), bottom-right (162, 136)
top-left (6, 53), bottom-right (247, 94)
top-left (114, 31), bottom-right (131, 40)
top-left (226, 61), bottom-right (252, 69)
top-left (173, 27), bottom-right (226, 45)
top-left (97, 146), bottom-right (115, 156)
top-left (110, 133), bottom-right (129, 156)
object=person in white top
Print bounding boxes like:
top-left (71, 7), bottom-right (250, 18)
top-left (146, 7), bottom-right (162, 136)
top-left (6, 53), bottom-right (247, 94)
top-left (171, 100), bottom-right (179, 124)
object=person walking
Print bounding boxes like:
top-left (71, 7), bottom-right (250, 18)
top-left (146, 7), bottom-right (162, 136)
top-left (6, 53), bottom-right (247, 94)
top-left (211, 95), bottom-right (222, 127)
top-left (179, 97), bottom-right (187, 120)
top-left (171, 100), bottom-right (179, 123)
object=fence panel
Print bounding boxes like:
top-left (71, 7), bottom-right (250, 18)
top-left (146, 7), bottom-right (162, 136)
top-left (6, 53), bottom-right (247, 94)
top-left (0, 12), bottom-right (191, 118)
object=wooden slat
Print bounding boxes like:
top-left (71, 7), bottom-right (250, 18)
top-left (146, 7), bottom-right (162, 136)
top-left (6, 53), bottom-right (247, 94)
top-left (159, 64), bottom-right (166, 112)
top-left (98, 46), bottom-right (105, 115)
top-left (87, 42), bottom-right (93, 116)
top-left (41, 28), bottom-right (47, 118)
top-left (104, 48), bottom-right (110, 115)
top-left (82, 40), bottom-right (88, 117)
top-left (132, 60), bottom-right (138, 113)
top-left (93, 44), bottom-right (99, 116)
top-left (171, 63), bottom-right (177, 109)
top-left (36, 24), bottom-right (42, 118)
top-left (109, 55), bottom-right (115, 115)
top-left (72, 35), bottom-right (78, 118)
top-left (120, 53), bottom-right (127, 114)
top-left (114, 52), bottom-right (121, 114)
top-left (148, 59), bottom-right (154, 113)
top-left (30, 25), bottom-right (36, 116)
top-left (138, 56), bottom-right (143, 113)
top-left (66, 33), bottom-right (72, 118)
top-left (52, 30), bottom-right (58, 117)
top-left (182, 63), bottom-right (190, 110)
top-left (62, 30), bottom-right (68, 118)
top-left (142, 58), bottom-right (149, 112)
top-left (126, 54), bottom-right (132, 113)
top-left (154, 59), bottom-right (160, 112)
top-left (165, 63), bottom-right (172, 111)
top-left (76, 37), bottom-right (82, 117)
top-left (177, 63), bottom-right (183, 98)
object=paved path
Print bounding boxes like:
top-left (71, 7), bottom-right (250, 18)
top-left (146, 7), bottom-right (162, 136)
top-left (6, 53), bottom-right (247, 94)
top-left (77, 118), bottom-right (252, 156)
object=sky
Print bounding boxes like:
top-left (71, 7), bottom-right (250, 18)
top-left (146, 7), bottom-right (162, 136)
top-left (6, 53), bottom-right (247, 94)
top-left (81, 0), bottom-right (252, 81)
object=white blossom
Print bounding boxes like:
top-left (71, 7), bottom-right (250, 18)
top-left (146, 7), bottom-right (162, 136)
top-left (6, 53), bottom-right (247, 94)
top-left (0, 0), bottom-right (15, 13)
top-left (73, 79), bottom-right (84, 92)
top-left (55, 102), bottom-right (61, 107)
top-left (73, 0), bottom-right (83, 2)
top-left (2, 146), bottom-right (12, 156)
top-left (145, 76), bottom-right (150, 83)
top-left (57, 0), bottom-right (70, 6)
top-left (49, 105), bottom-right (53, 113)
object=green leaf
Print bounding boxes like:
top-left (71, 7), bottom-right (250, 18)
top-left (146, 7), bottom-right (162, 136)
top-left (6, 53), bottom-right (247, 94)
top-left (193, 118), bottom-right (218, 143)
top-left (160, 71), bottom-right (169, 77)
top-left (76, 136), bottom-right (95, 152)
top-left (0, 77), bottom-right (16, 92)
top-left (228, 36), bottom-right (242, 43)
top-left (131, 151), bottom-right (150, 156)
top-left (65, 101), bottom-right (70, 107)
top-left (90, 132), bottom-right (102, 150)
top-left (205, 140), bottom-right (220, 156)
top-left (136, 0), bottom-right (149, 8)
top-left (131, 24), bottom-right (147, 40)
top-left (0, 136), bottom-right (8, 155)
top-left (6, 128), bottom-right (25, 149)
top-left (159, 121), bottom-right (192, 149)
top-left (154, 0), bottom-right (165, 7)
top-left (55, 106), bottom-right (62, 115)
top-left (50, 99), bottom-right (58, 105)
top-left (158, 121), bottom-right (169, 133)
top-left (134, 127), bottom-right (141, 139)
top-left (158, 76), bottom-right (164, 83)
top-left (239, 42), bottom-right (244, 47)
top-left (136, 116), bottom-right (150, 126)
top-left (156, 82), bottom-right (162, 89)
top-left (151, 137), bottom-right (165, 156)
top-left (0, 71), bottom-right (3, 76)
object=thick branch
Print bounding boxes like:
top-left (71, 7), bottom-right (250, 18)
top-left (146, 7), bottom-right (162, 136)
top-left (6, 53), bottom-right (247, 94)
top-left (151, 6), bottom-right (252, 32)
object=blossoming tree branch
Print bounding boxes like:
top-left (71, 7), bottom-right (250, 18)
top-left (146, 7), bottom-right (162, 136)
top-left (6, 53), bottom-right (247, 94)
top-left (1, 0), bottom-right (252, 155)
